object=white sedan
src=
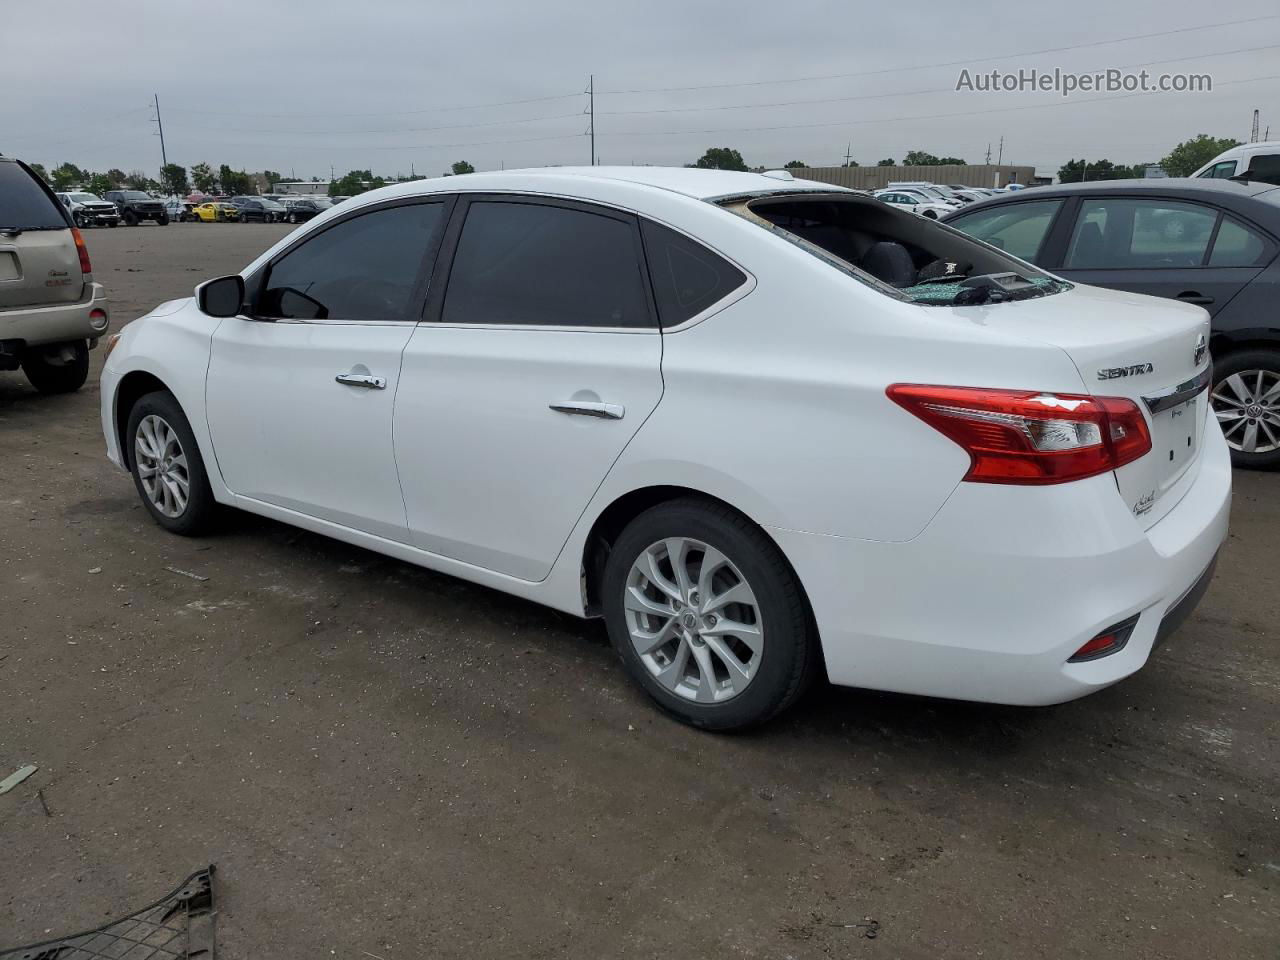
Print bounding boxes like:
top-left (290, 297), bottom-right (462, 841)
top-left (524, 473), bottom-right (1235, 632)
top-left (874, 189), bottom-right (957, 219)
top-left (100, 167), bottom-right (1230, 729)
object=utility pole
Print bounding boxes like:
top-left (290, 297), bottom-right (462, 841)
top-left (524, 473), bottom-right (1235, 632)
top-left (1081, 160), bottom-right (1088, 183)
top-left (151, 94), bottom-right (168, 173)
top-left (843, 142), bottom-right (853, 167)
top-left (996, 136), bottom-right (1004, 165)
top-left (984, 143), bottom-right (992, 164)
top-left (1251, 109), bottom-right (1260, 143)
top-left (586, 74), bottom-right (596, 166)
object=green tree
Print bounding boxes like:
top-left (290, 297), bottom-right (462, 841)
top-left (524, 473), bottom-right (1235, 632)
top-left (51, 162), bottom-right (88, 189)
top-left (28, 162), bottom-right (49, 184)
top-left (451, 160), bottom-right (475, 175)
top-left (190, 163), bottom-right (217, 194)
top-left (1057, 158), bottom-right (1143, 183)
top-left (159, 163), bottom-right (189, 195)
top-left (106, 168), bottom-right (127, 188)
top-left (693, 147), bottom-right (747, 171)
top-left (124, 170), bottom-right (158, 190)
top-left (877, 158), bottom-right (896, 166)
top-left (217, 164), bottom-right (255, 195)
top-left (841, 159), bottom-right (859, 168)
top-left (87, 173), bottom-right (113, 196)
top-left (329, 169), bottom-right (386, 196)
top-left (902, 151), bottom-right (967, 167)
top-left (1160, 134), bottom-right (1241, 177)
top-left (261, 170), bottom-right (282, 189)
top-left (783, 160), bottom-right (807, 169)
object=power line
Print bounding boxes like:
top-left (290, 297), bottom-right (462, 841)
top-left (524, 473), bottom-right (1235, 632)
top-left (169, 111), bottom-right (584, 137)
top-left (597, 43), bottom-right (1280, 118)
top-left (597, 14), bottom-right (1280, 95)
top-left (598, 72), bottom-right (1280, 140)
top-left (180, 90), bottom-right (584, 120)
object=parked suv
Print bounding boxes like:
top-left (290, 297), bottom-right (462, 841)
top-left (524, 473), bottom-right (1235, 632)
top-left (104, 189), bottom-right (168, 226)
top-left (56, 191), bottom-right (120, 228)
top-left (1, 157), bottom-right (110, 393)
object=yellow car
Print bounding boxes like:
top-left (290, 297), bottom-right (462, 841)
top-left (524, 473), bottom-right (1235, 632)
top-left (191, 201), bottom-right (240, 222)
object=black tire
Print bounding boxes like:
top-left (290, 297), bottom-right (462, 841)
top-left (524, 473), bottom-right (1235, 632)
top-left (602, 497), bottom-right (816, 731)
top-left (73, 211), bottom-right (87, 228)
top-left (1210, 348), bottom-right (1280, 470)
top-left (923, 209), bottom-right (939, 219)
top-left (21, 340), bottom-right (89, 394)
top-left (125, 391), bottom-right (218, 535)
top-left (158, 214), bottom-right (169, 226)
top-left (123, 210), bottom-right (138, 226)
top-left (288, 212), bottom-right (298, 224)
top-left (108, 220), bottom-right (118, 228)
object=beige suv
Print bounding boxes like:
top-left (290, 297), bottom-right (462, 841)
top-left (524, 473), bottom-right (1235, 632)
top-left (1, 156), bottom-right (110, 393)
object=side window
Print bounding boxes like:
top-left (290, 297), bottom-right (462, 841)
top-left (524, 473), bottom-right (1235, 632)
top-left (1199, 161), bottom-right (1237, 179)
top-left (1244, 153), bottom-right (1280, 186)
top-left (259, 202), bottom-right (445, 321)
top-left (641, 220), bottom-right (747, 326)
top-left (1208, 217), bottom-right (1270, 267)
top-left (441, 200), bottom-right (652, 328)
top-left (1065, 199), bottom-right (1216, 269)
top-left (948, 200), bottom-right (1062, 263)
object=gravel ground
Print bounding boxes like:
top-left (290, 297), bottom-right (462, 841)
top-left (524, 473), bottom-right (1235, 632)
top-left (1, 223), bottom-right (1277, 959)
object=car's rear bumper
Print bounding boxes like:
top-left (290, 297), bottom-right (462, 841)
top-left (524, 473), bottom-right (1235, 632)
top-left (0, 282), bottom-right (110, 347)
top-left (769, 415), bottom-right (1232, 706)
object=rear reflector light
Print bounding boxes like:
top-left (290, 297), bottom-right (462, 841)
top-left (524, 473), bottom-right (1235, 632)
top-left (71, 226), bottom-right (92, 275)
top-left (89, 308), bottom-right (108, 332)
top-left (1068, 615), bottom-right (1139, 662)
top-left (887, 384), bottom-right (1151, 484)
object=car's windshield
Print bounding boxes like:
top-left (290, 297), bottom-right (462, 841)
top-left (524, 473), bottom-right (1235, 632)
top-left (122, 191), bottom-right (151, 200)
top-left (729, 191), bottom-right (1069, 307)
top-left (69, 193), bottom-right (100, 202)
top-left (0, 161), bottom-right (67, 230)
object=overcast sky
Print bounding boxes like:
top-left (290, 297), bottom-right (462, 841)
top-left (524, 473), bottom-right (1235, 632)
top-left (3, 1), bottom-right (1278, 181)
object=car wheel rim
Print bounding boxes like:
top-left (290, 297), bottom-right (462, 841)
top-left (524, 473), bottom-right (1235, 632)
top-left (1212, 369), bottom-right (1280, 454)
top-left (135, 414), bottom-right (190, 517)
top-left (624, 537), bottom-right (763, 704)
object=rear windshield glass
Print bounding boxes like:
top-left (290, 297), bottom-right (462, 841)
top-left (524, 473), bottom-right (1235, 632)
top-left (728, 192), bottom-right (1069, 307)
top-left (121, 191), bottom-right (151, 200)
top-left (0, 162), bottom-right (67, 230)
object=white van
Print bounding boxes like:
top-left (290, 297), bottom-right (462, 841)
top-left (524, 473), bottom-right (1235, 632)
top-left (1192, 141), bottom-right (1280, 184)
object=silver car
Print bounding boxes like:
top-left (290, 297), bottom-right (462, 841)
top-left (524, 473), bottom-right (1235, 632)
top-left (1, 157), bottom-right (111, 393)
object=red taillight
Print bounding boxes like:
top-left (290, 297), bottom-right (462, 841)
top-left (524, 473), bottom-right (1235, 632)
top-left (1068, 615), bottom-right (1139, 662)
top-left (71, 227), bottom-right (92, 276)
top-left (887, 384), bottom-right (1151, 485)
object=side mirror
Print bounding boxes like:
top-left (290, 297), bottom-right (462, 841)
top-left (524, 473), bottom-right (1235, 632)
top-left (196, 275), bottom-right (245, 318)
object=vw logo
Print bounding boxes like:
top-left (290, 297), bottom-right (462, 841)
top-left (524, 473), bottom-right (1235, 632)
top-left (1193, 333), bottom-right (1207, 367)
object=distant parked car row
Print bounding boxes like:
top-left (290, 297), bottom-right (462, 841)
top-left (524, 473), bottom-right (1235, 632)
top-left (873, 182), bottom-right (1010, 218)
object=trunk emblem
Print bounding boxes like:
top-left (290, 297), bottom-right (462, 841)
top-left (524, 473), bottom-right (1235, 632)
top-left (1098, 363), bottom-right (1154, 380)
top-left (1194, 334), bottom-right (1207, 366)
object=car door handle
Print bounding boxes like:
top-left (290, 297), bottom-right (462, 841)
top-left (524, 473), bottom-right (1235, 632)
top-left (1176, 291), bottom-right (1215, 305)
top-left (335, 373), bottom-right (386, 389)
top-left (549, 400), bottom-right (625, 420)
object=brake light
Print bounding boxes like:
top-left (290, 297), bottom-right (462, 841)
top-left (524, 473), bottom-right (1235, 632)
top-left (1068, 615), bottom-right (1139, 662)
top-left (887, 384), bottom-right (1151, 484)
top-left (71, 226), bottom-right (92, 275)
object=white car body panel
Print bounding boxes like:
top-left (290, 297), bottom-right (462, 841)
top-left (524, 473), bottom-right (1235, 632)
top-left (101, 166), bottom-right (1232, 707)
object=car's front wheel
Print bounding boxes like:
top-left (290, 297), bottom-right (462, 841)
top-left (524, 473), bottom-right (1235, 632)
top-left (21, 340), bottom-right (89, 393)
top-left (126, 391), bottom-right (218, 535)
top-left (602, 498), bottom-right (816, 730)
top-left (73, 211), bottom-right (87, 228)
top-left (123, 210), bottom-right (138, 226)
top-left (1210, 349), bottom-right (1280, 469)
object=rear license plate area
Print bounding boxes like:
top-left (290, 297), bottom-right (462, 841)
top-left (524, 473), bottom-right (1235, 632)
top-left (1151, 394), bottom-right (1204, 490)
top-left (0, 251), bottom-right (19, 281)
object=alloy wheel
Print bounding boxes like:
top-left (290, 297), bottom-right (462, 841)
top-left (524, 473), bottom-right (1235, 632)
top-left (624, 538), bottom-right (763, 703)
top-left (1212, 369), bottom-right (1280, 454)
top-left (135, 414), bottom-right (190, 517)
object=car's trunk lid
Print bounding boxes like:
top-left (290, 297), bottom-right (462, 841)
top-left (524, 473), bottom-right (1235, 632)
top-left (949, 283), bottom-right (1212, 528)
top-left (0, 229), bottom-right (83, 310)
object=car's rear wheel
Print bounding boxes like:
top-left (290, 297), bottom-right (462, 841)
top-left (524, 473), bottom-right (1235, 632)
top-left (158, 214), bottom-right (169, 226)
top-left (21, 340), bottom-right (89, 394)
top-left (126, 391), bottom-right (217, 535)
top-left (602, 498), bottom-right (816, 730)
top-left (123, 210), bottom-right (138, 226)
top-left (1210, 349), bottom-right (1280, 469)
top-left (288, 212), bottom-right (298, 223)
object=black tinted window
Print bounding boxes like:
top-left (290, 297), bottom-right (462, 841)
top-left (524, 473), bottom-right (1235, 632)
top-left (641, 220), bottom-right (746, 325)
top-left (0, 162), bottom-right (66, 229)
top-left (442, 201), bottom-right (651, 327)
top-left (260, 202), bottom-right (445, 321)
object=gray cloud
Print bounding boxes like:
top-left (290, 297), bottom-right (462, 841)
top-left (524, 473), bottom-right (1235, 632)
top-left (3, 0), bottom-right (1278, 180)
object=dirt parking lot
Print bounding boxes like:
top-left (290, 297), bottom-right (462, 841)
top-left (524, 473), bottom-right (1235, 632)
top-left (1, 223), bottom-right (1277, 958)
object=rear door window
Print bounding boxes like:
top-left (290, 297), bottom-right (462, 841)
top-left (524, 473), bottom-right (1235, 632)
top-left (947, 200), bottom-right (1062, 263)
top-left (441, 200), bottom-right (652, 328)
top-left (1199, 161), bottom-right (1237, 179)
top-left (1207, 217), bottom-right (1272, 267)
top-left (1064, 199), bottom-right (1217, 269)
top-left (0, 162), bottom-right (67, 229)
top-left (641, 220), bottom-right (746, 326)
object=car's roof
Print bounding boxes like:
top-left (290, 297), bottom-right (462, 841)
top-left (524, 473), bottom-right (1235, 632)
top-left (975, 177), bottom-right (1280, 200)
top-left (377, 166), bottom-right (847, 203)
